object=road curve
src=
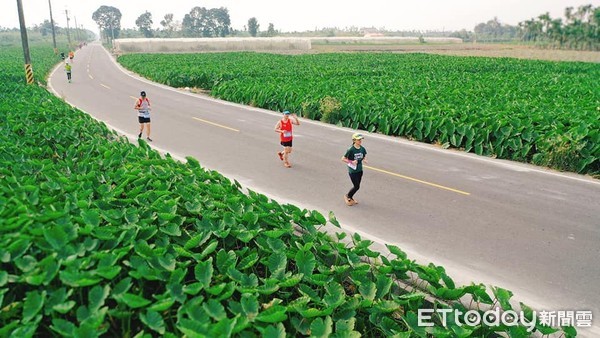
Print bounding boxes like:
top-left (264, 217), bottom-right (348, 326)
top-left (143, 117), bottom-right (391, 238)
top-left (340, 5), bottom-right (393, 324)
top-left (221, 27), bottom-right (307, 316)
top-left (49, 43), bottom-right (600, 335)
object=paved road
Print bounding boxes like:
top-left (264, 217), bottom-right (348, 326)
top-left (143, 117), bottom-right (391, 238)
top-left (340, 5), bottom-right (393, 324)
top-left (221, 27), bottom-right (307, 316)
top-left (49, 43), bottom-right (600, 335)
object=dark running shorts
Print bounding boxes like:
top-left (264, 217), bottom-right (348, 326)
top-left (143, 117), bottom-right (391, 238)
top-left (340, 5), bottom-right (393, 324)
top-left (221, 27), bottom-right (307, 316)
top-left (138, 116), bottom-right (151, 123)
top-left (280, 140), bottom-right (292, 147)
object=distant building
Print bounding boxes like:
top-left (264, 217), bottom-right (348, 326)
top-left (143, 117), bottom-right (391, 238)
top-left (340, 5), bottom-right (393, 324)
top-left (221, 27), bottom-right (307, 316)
top-left (361, 27), bottom-right (384, 37)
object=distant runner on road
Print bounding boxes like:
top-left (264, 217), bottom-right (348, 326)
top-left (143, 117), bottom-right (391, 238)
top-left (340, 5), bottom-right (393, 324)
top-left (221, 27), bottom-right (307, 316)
top-left (274, 110), bottom-right (300, 168)
top-left (134, 91), bottom-right (152, 142)
top-left (64, 61), bottom-right (72, 83)
top-left (342, 133), bottom-right (367, 206)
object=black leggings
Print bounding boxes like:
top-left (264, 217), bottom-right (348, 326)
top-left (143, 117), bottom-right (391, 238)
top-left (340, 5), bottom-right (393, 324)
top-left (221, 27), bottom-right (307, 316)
top-left (348, 171), bottom-right (363, 199)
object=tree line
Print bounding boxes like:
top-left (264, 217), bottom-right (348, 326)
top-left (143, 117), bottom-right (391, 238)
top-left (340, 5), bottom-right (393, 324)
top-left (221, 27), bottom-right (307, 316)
top-left (465, 4), bottom-right (599, 50)
top-left (92, 5), bottom-right (277, 44)
top-left (519, 4), bottom-right (599, 50)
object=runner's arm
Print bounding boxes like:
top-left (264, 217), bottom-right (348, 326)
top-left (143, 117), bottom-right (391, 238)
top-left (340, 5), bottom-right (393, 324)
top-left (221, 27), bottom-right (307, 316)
top-left (342, 152), bottom-right (357, 165)
top-left (274, 121), bottom-right (282, 133)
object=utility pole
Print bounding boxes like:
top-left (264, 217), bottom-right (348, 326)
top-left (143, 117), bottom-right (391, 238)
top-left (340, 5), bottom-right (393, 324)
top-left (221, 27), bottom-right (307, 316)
top-left (48, 0), bottom-right (57, 54)
top-left (74, 16), bottom-right (80, 42)
top-left (16, 0), bottom-right (34, 84)
top-left (110, 22), bottom-right (115, 45)
top-left (65, 9), bottom-right (71, 48)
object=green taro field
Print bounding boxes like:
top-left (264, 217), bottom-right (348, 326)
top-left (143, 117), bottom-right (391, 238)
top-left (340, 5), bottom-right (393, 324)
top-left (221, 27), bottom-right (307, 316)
top-left (0, 43), bottom-right (578, 337)
top-left (118, 52), bottom-right (600, 176)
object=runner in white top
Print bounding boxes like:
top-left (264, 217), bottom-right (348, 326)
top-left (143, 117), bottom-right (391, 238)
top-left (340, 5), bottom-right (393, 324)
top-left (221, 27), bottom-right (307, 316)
top-left (134, 91), bottom-right (152, 142)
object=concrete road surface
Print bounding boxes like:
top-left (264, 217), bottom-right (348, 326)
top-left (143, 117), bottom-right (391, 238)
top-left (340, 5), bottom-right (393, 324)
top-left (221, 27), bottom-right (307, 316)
top-left (49, 43), bottom-right (600, 336)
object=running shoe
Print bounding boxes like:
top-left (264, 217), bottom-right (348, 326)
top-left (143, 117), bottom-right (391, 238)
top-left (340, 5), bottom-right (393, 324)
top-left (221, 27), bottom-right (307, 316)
top-left (344, 195), bottom-right (353, 206)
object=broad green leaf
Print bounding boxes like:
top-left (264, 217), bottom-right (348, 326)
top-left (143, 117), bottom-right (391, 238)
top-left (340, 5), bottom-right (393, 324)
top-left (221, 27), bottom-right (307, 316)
top-left (375, 274), bottom-right (393, 299)
top-left (241, 293), bottom-right (259, 320)
top-left (431, 286), bottom-right (467, 300)
top-left (52, 301), bottom-right (76, 314)
top-left (203, 299), bottom-right (226, 321)
top-left (309, 210), bottom-right (326, 225)
top-left (160, 223), bottom-right (182, 237)
top-left (194, 257), bottom-right (213, 288)
top-left (183, 282), bottom-right (203, 295)
top-left (256, 305), bottom-right (288, 323)
top-left (119, 293), bottom-right (152, 309)
top-left (209, 317), bottom-right (237, 337)
top-left (216, 249), bottom-right (237, 273)
top-left (0, 271), bottom-right (8, 287)
top-left (200, 240), bottom-right (218, 259)
top-left (89, 284), bottom-right (110, 313)
top-left (81, 209), bottom-right (101, 227)
top-left (358, 281), bottom-right (376, 301)
top-left (279, 274), bottom-right (303, 288)
top-left (59, 269), bottom-right (102, 287)
top-left (112, 277), bottom-right (133, 297)
top-left (260, 323), bottom-right (286, 338)
top-left (374, 300), bottom-right (400, 313)
top-left (295, 250), bottom-right (316, 277)
top-left (23, 290), bottom-right (45, 324)
top-left (242, 212), bottom-right (259, 225)
top-left (95, 266), bottom-right (121, 280)
top-left (385, 245), bottom-right (407, 260)
top-left (50, 318), bottom-right (76, 336)
top-left (74, 322), bottom-right (100, 338)
top-left (140, 310), bottom-right (166, 335)
top-left (310, 316), bottom-right (333, 338)
top-left (263, 230), bottom-right (288, 238)
top-left (267, 252), bottom-right (287, 279)
top-left (149, 297), bottom-right (175, 312)
top-left (43, 226), bottom-right (68, 250)
top-left (335, 317), bottom-right (357, 334)
top-left (492, 286), bottom-right (513, 310)
top-left (328, 211), bottom-right (340, 227)
top-left (323, 282), bottom-right (345, 309)
top-left (134, 240), bottom-right (155, 259)
top-left (184, 232), bottom-right (211, 250)
top-left (237, 251), bottom-right (259, 270)
top-left (12, 323), bottom-right (38, 338)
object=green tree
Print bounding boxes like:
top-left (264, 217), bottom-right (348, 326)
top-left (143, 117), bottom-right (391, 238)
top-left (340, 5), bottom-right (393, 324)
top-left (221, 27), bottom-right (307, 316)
top-left (474, 17), bottom-right (518, 42)
top-left (519, 4), bottom-right (599, 50)
top-left (92, 5), bottom-right (122, 44)
top-left (266, 23), bottom-right (276, 37)
top-left (135, 11), bottom-right (153, 38)
top-left (211, 7), bottom-right (231, 37)
top-left (160, 13), bottom-right (175, 37)
top-left (248, 17), bottom-right (259, 37)
top-left (182, 6), bottom-right (231, 37)
top-left (38, 19), bottom-right (57, 37)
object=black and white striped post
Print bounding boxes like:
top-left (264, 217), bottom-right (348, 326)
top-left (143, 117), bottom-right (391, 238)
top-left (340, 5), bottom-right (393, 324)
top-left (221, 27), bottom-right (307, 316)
top-left (16, 0), bottom-right (34, 84)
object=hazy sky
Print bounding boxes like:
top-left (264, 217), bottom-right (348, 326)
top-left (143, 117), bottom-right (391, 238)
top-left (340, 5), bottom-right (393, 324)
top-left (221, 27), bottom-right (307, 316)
top-left (2, 0), bottom-right (598, 33)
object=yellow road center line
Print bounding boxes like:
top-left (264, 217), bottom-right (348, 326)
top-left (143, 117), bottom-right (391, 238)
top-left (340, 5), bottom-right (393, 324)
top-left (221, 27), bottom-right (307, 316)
top-left (192, 117), bottom-right (239, 132)
top-left (100, 83), bottom-right (111, 89)
top-left (364, 165), bottom-right (471, 196)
